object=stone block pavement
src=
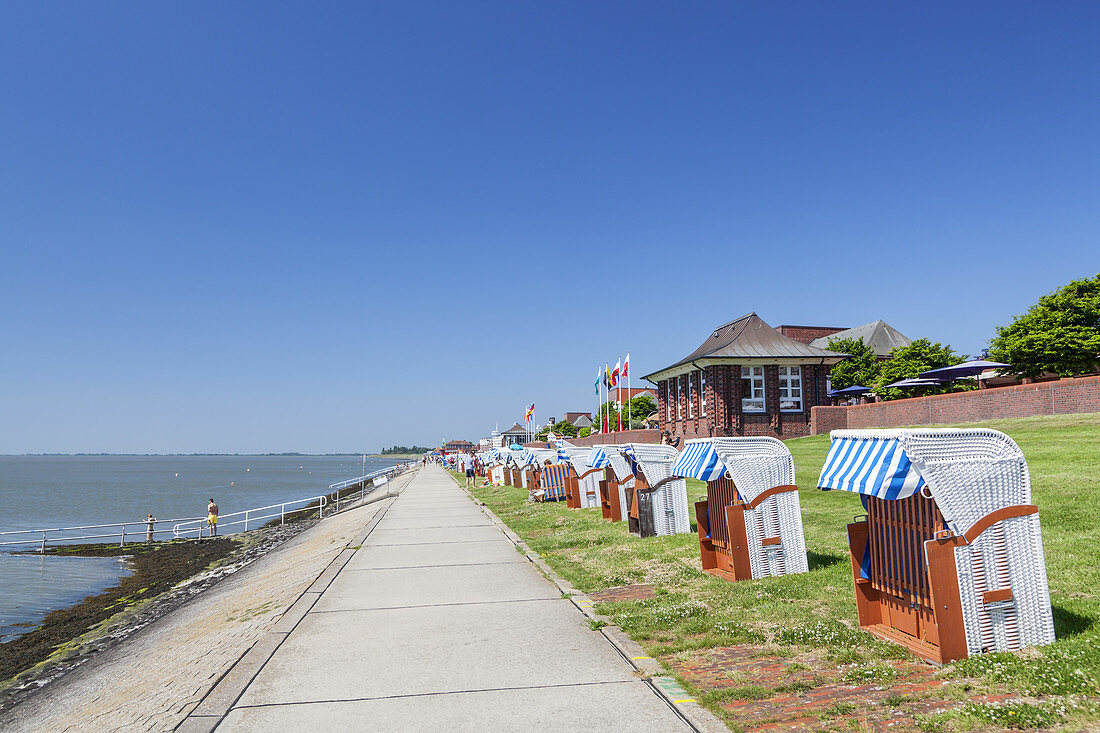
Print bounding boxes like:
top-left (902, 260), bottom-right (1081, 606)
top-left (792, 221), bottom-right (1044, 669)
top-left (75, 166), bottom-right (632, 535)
top-left (175, 465), bottom-right (699, 732)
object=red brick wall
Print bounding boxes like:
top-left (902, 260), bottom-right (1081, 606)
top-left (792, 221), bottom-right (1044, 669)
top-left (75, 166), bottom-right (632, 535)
top-left (809, 376), bottom-right (1100, 434)
top-left (811, 405), bottom-right (849, 434)
top-left (775, 325), bottom-right (847, 345)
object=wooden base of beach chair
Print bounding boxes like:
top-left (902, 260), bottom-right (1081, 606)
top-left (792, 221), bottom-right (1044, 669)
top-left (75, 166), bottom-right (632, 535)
top-left (847, 507), bottom-right (967, 665)
top-left (600, 478), bottom-right (623, 521)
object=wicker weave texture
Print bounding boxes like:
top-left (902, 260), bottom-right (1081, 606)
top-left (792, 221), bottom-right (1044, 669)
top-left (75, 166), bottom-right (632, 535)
top-left (954, 513), bottom-right (1055, 655)
top-left (742, 491), bottom-right (809, 577)
top-left (712, 437), bottom-right (794, 503)
top-left (564, 447), bottom-right (593, 477)
top-left (579, 473), bottom-right (601, 509)
top-left (622, 444), bottom-right (691, 535)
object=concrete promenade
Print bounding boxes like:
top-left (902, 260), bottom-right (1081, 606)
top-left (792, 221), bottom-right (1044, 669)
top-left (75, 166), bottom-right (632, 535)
top-left (184, 465), bottom-right (694, 732)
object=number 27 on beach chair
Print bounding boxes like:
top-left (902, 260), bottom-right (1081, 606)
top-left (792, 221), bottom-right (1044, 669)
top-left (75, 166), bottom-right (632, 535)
top-left (818, 428), bottom-right (1056, 664)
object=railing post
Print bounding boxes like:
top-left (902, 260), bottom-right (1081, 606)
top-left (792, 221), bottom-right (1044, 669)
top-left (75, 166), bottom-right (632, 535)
top-left (244, 510), bottom-right (249, 532)
top-left (120, 526), bottom-right (125, 547)
top-left (40, 532), bottom-right (46, 553)
top-left (281, 504), bottom-right (285, 525)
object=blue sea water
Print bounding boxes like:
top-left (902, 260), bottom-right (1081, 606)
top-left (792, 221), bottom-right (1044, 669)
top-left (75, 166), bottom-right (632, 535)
top-left (0, 454), bottom-right (402, 642)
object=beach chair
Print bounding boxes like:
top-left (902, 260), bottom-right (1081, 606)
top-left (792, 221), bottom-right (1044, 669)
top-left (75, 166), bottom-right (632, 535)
top-left (562, 447), bottom-right (602, 509)
top-left (673, 437), bottom-right (809, 582)
top-left (818, 428), bottom-right (1056, 664)
top-left (588, 446), bottom-right (631, 522)
top-left (591, 445), bottom-right (691, 537)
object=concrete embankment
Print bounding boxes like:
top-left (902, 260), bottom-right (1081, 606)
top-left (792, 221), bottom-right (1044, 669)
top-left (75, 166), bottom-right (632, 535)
top-left (0, 471), bottom-right (415, 733)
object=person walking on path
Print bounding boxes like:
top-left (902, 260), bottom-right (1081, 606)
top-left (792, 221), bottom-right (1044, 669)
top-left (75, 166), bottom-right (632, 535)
top-left (207, 499), bottom-right (219, 537)
top-left (465, 457), bottom-right (476, 488)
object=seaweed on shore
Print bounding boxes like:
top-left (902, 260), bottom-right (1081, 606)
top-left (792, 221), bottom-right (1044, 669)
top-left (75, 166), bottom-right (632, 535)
top-left (0, 538), bottom-right (235, 684)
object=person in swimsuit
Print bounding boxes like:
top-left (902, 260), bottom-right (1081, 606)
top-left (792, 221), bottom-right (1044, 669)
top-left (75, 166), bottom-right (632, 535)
top-left (207, 498), bottom-right (219, 536)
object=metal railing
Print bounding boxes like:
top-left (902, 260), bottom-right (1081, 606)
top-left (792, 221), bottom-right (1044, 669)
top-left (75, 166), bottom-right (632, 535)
top-left (0, 516), bottom-right (206, 551)
top-left (171, 495), bottom-right (329, 539)
top-left (0, 463), bottom-right (413, 552)
top-left (327, 464), bottom-right (403, 493)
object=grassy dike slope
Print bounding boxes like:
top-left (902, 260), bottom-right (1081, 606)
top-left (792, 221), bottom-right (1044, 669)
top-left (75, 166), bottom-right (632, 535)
top-left (461, 413), bottom-right (1100, 731)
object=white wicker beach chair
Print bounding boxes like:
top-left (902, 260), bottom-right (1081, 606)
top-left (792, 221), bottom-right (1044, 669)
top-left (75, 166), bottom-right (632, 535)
top-left (817, 428), bottom-right (1055, 664)
top-left (673, 437), bottom-right (808, 581)
top-left (587, 446), bottom-right (633, 522)
top-left (564, 447), bottom-right (601, 509)
top-left (591, 444), bottom-right (691, 537)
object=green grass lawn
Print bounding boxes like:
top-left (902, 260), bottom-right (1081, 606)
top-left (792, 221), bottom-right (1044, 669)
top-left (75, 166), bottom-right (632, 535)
top-left (460, 413), bottom-right (1100, 731)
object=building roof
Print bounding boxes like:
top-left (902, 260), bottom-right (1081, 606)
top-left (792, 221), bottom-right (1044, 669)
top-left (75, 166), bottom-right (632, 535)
top-left (808, 320), bottom-right (912, 357)
top-left (563, 412), bottom-right (590, 421)
top-left (643, 312), bottom-right (847, 381)
top-left (501, 423), bottom-right (527, 435)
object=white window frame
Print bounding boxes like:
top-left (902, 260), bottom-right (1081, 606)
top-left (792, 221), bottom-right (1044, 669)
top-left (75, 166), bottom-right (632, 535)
top-left (688, 373), bottom-right (695, 419)
top-left (677, 375), bottom-right (683, 419)
top-left (741, 366), bottom-right (765, 413)
top-left (778, 365), bottom-right (803, 412)
top-left (700, 370), bottom-right (707, 416)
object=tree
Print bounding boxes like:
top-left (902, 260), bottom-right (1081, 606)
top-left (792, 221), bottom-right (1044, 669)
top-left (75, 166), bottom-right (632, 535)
top-left (578, 427), bottom-right (591, 437)
top-left (990, 274), bottom-right (1100, 379)
top-left (873, 338), bottom-right (967, 400)
top-left (535, 420), bottom-right (578, 440)
top-left (597, 394), bottom-right (657, 430)
top-left (825, 337), bottom-right (880, 391)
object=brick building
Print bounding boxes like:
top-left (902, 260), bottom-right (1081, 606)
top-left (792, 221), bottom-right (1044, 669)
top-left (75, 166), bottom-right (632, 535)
top-left (643, 313), bottom-right (847, 440)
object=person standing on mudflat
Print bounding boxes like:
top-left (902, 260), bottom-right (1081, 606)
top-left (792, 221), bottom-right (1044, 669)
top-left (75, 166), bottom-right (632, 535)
top-left (207, 498), bottom-right (219, 537)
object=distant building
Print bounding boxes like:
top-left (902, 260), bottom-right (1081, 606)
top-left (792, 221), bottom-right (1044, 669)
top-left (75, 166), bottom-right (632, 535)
top-left (808, 320), bottom-right (912, 359)
top-left (563, 412), bottom-right (594, 430)
top-left (607, 386), bottom-right (657, 403)
top-left (442, 439), bottom-right (474, 454)
top-left (643, 312), bottom-right (847, 441)
top-left (500, 423), bottom-right (528, 445)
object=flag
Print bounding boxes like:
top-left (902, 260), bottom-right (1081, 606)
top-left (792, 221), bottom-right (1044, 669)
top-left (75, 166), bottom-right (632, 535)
top-left (605, 362), bottom-right (611, 388)
top-left (594, 366), bottom-right (601, 395)
top-left (623, 352), bottom-right (630, 377)
top-left (612, 358), bottom-right (621, 387)
top-left (524, 403), bottom-right (535, 421)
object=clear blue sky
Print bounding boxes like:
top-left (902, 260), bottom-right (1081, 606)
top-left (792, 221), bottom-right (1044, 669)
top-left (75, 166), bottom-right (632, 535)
top-left (2, 2), bottom-right (1097, 453)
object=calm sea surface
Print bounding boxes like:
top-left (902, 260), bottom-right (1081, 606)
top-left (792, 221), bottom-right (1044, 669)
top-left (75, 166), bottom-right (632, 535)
top-left (0, 454), bottom-right (401, 642)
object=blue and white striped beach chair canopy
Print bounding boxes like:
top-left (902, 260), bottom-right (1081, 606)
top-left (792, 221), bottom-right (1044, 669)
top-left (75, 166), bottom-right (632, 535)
top-left (586, 445), bottom-right (633, 481)
top-left (818, 428), bottom-right (1031, 536)
top-left (524, 447), bottom-right (558, 466)
top-left (563, 447), bottom-right (593, 476)
top-left (673, 437), bottom-right (794, 503)
top-left (621, 443), bottom-right (680, 487)
top-left (672, 440), bottom-right (727, 482)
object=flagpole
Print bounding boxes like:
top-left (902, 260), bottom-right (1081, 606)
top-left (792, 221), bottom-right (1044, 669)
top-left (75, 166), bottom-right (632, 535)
top-left (627, 352), bottom-right (631, 432)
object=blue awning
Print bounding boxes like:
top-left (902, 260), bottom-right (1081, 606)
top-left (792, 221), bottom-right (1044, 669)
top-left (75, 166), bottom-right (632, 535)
top-left (587, 447), bottom-right (609, 468)
top-left (672, 440), bottom-right (727, 481)
top-left (817, 435), bottom-right (925, 500)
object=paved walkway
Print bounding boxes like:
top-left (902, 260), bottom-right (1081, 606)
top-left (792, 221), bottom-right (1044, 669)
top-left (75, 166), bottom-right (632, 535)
top-left (184, 465), bottom-right (693, 732)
